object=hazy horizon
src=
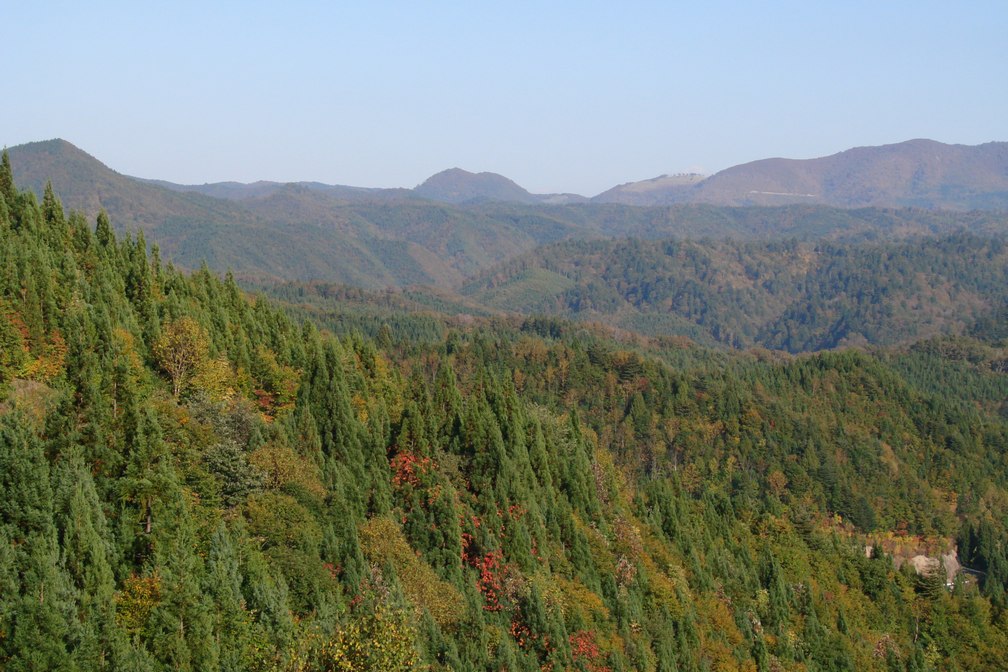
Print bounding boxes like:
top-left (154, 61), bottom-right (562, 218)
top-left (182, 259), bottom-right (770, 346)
top-left (4, 2), bottom-right (1006, 195)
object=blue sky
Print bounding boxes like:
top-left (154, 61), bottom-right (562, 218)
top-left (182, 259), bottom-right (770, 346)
top-left (3, 1), bottom-right (1005, 195)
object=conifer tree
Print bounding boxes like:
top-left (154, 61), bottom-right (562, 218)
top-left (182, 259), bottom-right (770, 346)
top-left (240, 539), bottom-right (295, 658)
top-left (120, 406), bottom-right (172, 537)
top-left (53, 453), bottom-right (129, 669)
top-left (205, 523), bottom-right (253, 672)
top-left (95, 210), bottom-right (114, 249)
top-left (0, 189), bottom-right (10, 230)
top-left (146, 469), bottom-right (219, 671)
top-left (0, 413), bottom-right (76, 670)
top-left (41, 181), bottom-right (65, 230)
top-left (0, 149), bottom-right (15, 206)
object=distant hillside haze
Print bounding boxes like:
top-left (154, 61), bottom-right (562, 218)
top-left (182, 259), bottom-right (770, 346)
top-left (414, 168), bottom-right (540, 204)
top-left (409, 139), bottom-right (1008, 209)
top-left (591, 173), bottom-right (706, 206)
top-left (142, 177), bottom-right (418, 203)
top-left (413, 167), bottom-right (590, 205)
top-left (688, 139), bottom-right (1008, 209)
top-left (7, 139), bottom-right (589, 287)
top-left (6, 137), bottom-right (1008, 293)
top-left (595, 139), bottom-right (1008, 208)
top-left (11, 137), bottom-right (1008, 210)
top-left (6, 138), bottom-right (256, 229)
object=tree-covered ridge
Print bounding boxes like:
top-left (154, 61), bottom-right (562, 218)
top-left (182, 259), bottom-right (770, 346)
top-left (2, 154), bottom-right (1008, 670)
top-left (463, 235), bottom-right (1008, 351)
top-left (11, 139), bottom-right (1008, 291)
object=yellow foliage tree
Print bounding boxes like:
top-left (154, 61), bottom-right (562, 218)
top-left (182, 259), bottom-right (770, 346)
top-left (115, 573), bottom-right (162, 638)
top-left (358, 517), bottom-right (464, 629)
top-left (249, 442), bottom-right (326, 499)
top-left (191, 356), bottom-right (236, 403)
top-left (154, 316), bottom-right (209, 397)
top-left (21, 330), bottom-right (66, 383)
top-left (316, 601), bottom-right (420, 672)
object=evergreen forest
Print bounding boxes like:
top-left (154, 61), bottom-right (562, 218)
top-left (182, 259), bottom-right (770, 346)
top-left (2, 149), bottom-right (1008, 671)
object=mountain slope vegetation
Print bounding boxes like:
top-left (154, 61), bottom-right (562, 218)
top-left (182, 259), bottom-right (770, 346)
top-left (463, 234), bottom-right (1008, 351)
top-left (3, 152), bottom-right (1008, 671)
top-left (9, 140), bottom-right (1008, 293)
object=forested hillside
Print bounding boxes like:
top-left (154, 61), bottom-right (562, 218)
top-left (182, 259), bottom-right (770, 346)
top-left (3, 152), bottom-right (1008, 671)
top-left (10, 140), bottom-right (1008, 290)
top-left (464, 235), bottom-right (1008, 351)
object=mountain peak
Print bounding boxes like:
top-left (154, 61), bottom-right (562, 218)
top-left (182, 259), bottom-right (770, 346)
top-left (7, 138), bottom-right (128, 215)
top-left (415, 168), bottom-right (539, 204)
top-left (10, 137), bottom-right (92, 164)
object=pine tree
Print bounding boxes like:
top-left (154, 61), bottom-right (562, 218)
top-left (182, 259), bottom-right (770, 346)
top-left (0, 188), bottom-right (10, 230)
top-left (120, 405), bottom-right (173, 537)
top-left (205, 523), bottom-right (253, 672)
top-left (42, 181), bottom-right (65, 230)
top-left (145, 471), bottom-right (219, 671)
top-left (0, 149), bottom-right (15, 206)
top-left (759, 545), bottom-right (790, 634)
top-left (0, 413), bottom-right (76, 670)
top-left (95, 210), bottom-right (114, 249)
top-left (53, 453), bottom-right (129, 669)
top-left (239, 536), bottom-right (295, 658)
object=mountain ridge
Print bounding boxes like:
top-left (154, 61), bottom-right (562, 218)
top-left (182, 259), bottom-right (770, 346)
top-left (594, 138), bottom-right (1008, 209)
top-left (7, 139), bottom-right (588, 287)
top-left (11, 137), bottom-right (1008, 209)
top-left (7, 138), bottom-right (1008, 293)
top-left (685, 138), bottom-right (1008, 209)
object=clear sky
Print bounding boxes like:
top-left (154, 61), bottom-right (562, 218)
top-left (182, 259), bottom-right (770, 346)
top-left (3, 1), bottom-right (1006, 195)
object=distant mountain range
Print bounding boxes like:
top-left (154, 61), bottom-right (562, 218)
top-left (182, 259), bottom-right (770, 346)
top-left (407, 139), bottom-right (1008, 209)
top-left (8, 139), bottom-right (577, 286)
top-left (13, 137), bottom-right (1008, 209)
top-left (685, 139), bottom-right (1008, 210)
top-left (6, 138), bottom-right (1008, 289)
